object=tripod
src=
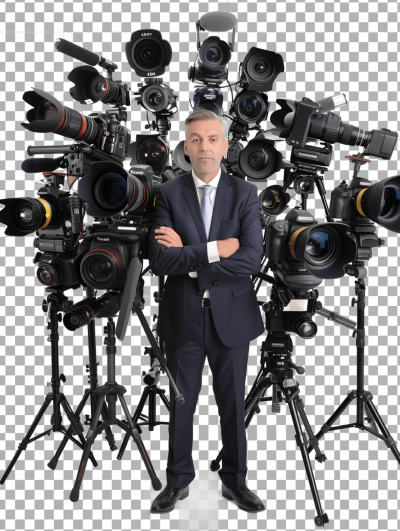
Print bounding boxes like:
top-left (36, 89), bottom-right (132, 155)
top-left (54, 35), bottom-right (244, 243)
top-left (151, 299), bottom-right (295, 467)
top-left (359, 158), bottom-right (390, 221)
top-left (210, 331), bottom-right (329, 527)
top-left (1, 291), bottom-right (98, 484)
top-left (69, 317), bottom-right (161, 502)
top-left (48, 286), bottom-right (118, 470)
top-left (307, 260), bottom-right (400, 465)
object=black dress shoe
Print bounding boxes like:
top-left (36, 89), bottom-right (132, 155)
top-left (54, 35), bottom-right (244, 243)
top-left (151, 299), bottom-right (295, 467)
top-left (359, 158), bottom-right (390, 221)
top-left (150, 484), bottom-right (189, 513)
top-left (222, 483), bottom-right (265, 513)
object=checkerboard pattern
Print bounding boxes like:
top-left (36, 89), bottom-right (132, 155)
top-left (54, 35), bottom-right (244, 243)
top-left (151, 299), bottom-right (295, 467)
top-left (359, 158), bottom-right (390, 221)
top-left (0, 1), bottom-right (399, 530)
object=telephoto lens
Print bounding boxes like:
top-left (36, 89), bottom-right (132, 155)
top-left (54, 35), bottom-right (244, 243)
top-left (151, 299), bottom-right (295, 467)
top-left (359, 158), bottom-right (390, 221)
top-left (22, 88), bottom-right (101, 143)
top-left (64, 292), bottom-right (122, 331)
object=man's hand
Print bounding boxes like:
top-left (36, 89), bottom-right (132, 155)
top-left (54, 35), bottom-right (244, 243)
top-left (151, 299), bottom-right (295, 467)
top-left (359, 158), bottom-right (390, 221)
top-left (217, 238), bottom-right (240, 258)
top-left (155, 226), bottom-right (183, 248)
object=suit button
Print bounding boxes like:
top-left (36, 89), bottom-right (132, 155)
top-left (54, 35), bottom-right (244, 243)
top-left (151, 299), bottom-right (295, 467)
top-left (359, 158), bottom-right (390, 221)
top-left (189, 266), bottom-right (194, 270)
top-left (209, 282), bottom-right (213, 286)
top-left (218, 281), bottom-right (221, 284)
top-left (197, 262), bottom-right (202, 267)
top-left (198, 290), bottom-right (204, 296)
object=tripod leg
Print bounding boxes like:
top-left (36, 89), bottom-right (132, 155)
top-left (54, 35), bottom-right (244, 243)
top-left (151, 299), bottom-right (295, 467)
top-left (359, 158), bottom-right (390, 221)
top-left (117, 387), bottom-right (150, 460)
top-left (284, 387), bottom-right (329, 527)
top-left (1, 394), bottom-right (53, 484)
top-left (293, 392), bottom-right (327, 464)
top-left (363, 397), bottom-right (400, 465)
top-left (69, 395), bottom-right (107, 502)
top-left (309, 391), bottom-right (357, 452)
top-left (117, 394), bottom-right (161, 490)
top-left (47, 389), bottom-right (91, 470)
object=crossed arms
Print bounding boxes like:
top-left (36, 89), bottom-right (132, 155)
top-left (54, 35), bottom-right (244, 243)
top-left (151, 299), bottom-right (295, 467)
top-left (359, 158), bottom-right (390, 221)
top-left (148, 183), bottom-right (263, 289)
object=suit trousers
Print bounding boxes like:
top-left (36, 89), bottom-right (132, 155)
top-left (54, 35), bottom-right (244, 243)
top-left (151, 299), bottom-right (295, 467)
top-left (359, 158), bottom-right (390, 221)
top-left (164, 304), bottom-right (250, 489)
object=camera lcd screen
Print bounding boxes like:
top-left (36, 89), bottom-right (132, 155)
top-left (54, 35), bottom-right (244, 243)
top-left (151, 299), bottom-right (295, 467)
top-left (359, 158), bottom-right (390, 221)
top-left (284, 299), bottom-right (308, 312)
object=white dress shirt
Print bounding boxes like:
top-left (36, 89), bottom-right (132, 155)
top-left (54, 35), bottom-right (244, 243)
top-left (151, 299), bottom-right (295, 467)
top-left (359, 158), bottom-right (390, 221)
top-left (188, 167), bottom-right (221, 298)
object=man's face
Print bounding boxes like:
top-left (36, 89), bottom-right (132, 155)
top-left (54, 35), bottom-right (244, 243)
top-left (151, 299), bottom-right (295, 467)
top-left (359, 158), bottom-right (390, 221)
top-left (184, 120), bottom-right (229, 174)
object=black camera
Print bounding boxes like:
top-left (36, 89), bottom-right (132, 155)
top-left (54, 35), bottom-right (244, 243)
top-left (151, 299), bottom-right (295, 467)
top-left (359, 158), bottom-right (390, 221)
top-left (22, 89), bottom-right (131, 163)
top-left (264, 297), bottom-right (318, 340)
top-left (125, 30), bottom-right (172, 78)
top-left (265, 208), bottom-right (357, 280)
top-left (241, 47), bottom-right (284, 93)
top-left (330, 174), bottom-right (400, 233)
top-left (134, 78), bottom-right (177, 114)
top-left (0, 172), bottom-right (86, 290)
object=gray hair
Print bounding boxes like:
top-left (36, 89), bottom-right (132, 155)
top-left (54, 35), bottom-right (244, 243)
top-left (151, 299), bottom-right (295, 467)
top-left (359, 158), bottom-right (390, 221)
top-left (185, 110), bottom-right (228, 141)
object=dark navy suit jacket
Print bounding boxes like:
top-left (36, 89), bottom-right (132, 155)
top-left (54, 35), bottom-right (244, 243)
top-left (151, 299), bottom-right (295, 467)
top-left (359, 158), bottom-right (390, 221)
top-left (148, 167), bottom-right (264, 348)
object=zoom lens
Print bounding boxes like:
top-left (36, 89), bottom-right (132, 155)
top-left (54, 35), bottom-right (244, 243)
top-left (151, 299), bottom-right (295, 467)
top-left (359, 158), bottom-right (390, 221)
top-left (132, 38), bottom-right (165, 72)
top-left (37, 263), bottom-right (61, 287)
top-left (378, 185), bottom-right (400, 222)
top-left (93, 171), bottom-right (128, 212)
top-left (0, 196), bottom-right (52, 236)
top-left (236, 91), bottom-right (268, 123)
top-left (22, 88), bottom-right (101, 143)
top-left (304, 228), bottom-right (340, 267)
top-left (239, 139), bottom-right (282, 180)
top-left (136, 137), bottom-right (168, 173)
top-left (293, 317), bottom-right (317, 339)
top-left (80, 250), bottom-right (121, 289)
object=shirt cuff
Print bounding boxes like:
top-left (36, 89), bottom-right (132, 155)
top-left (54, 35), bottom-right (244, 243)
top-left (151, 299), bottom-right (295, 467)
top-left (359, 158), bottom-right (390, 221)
top-left (207, 240), bottom-right (220, 263)
top-left (188, 271), bottom-right (197, 278)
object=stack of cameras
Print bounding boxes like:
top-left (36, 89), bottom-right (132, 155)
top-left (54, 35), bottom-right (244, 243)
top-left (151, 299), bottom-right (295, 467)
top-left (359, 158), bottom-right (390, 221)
top-left (0, 12), bottom-right (399, 340)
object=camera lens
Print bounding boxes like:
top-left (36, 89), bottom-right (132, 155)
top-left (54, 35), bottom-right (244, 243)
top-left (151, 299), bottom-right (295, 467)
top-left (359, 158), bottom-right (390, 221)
top-left (304, 228), bottom-right (340, 267)
top-left (132, 38), bottom-right (164, 72)
top-left (294, 317), bottom-right (317, 339)
top-left (142, 85), bottom-right (169, 113)
top-left (249, 150), bottom-right (269, 169)
top-left (199, 38), bottom-right (231, 72)
top-left (38, 102), bottom-right (58, 121)
top-left (254, 61), bottom-right (266, 74)
top-left (239, 140), bottom-right (281, 180)
top-left (378, 184), bottom-right (400, 222)
top-left (137, 138), bottom-right (168, 173)
top-left (80, 250), bottom-right (120, 289)
top-left (300, 180), bottom-right (311, 192)
top-left (236, 91), bottom-right (267, 123)
top-left (247, 53), bottom-right (274, 82)
top-left (93, 171), bottom-right (128, 212)
top-left (37, 264), bottom-right (60, 286)
top-left (206, 47), bottom-right (221, 64)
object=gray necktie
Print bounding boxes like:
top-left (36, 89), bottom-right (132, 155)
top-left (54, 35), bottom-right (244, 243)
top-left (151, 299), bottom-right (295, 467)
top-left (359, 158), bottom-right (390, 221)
top-left (200, 184), bottom-right (214, 238)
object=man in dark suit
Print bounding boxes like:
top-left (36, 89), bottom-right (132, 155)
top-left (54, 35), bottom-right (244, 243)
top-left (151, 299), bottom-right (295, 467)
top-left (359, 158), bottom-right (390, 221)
top-left (148, 110), bottom-right (265, 514)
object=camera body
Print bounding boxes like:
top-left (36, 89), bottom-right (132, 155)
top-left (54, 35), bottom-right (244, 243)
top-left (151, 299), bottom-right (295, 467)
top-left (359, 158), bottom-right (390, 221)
top-left (329, 177), bottom-right (372, 220)
top-left (74, 226), bottom-right (145, 291)
top-left (93, 112), bottom-right (131, 160)
top-left (265, 209), bottom-right (317, 263)
top-left (31, 176), bottom-right (86, 290)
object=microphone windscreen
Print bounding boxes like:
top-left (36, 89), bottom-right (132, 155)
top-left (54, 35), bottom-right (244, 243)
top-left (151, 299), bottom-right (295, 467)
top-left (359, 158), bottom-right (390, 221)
top-left (199, 12), bottom-right (238, 32)
top-left (21, 158), bottom-right (58, 173)
top-left (54, 38), bottom-right (100, 66)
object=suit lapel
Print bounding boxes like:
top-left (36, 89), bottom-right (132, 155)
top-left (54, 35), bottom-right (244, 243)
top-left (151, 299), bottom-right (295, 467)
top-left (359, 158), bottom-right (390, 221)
top-left (181, 167), bottom-right (232, 243)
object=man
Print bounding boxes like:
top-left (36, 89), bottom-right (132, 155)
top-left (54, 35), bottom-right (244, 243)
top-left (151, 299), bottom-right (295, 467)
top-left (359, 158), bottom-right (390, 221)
top-left (148, 109), bottom-right (265, 514)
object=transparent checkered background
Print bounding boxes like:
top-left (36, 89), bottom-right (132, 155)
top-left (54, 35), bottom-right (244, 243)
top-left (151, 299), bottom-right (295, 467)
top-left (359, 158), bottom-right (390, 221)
top-left (0, 0), bottom-right (399, 530)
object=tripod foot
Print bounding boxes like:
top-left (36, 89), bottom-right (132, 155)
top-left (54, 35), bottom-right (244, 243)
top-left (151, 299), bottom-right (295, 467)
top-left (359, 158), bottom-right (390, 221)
top-left (47, 456), bottom-right (58, 470)
top-left (314, 513), bottom-right (329, 527)
top-left (315, 453), bottom-right (327, 464)
top-left (69, 487), bottom-right (80, 502)
top-left (210, 459), bottom-right (220, 472)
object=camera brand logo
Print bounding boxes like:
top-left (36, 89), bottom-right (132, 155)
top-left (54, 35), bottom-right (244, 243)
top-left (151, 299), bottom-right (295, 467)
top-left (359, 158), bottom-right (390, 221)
top-left (130, 170), bottom-right (143, 175)
top-left (141, 33), bottom-right (153, 36)
top-left (96, 237), bottom-right (110, 241)
top-left (298, 216), bottom-right (313, 221)
top-left (360, 182), bottom-right (371, 186)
